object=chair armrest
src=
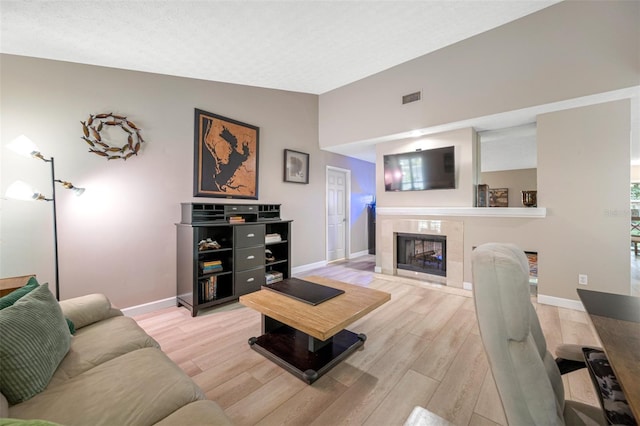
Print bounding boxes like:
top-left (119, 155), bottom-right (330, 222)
top-left (555, 343), bottom-right (603, 375)
top-left (59, 294), bottom-right (123, 329)
top-left (555, 343), bottom-right (601, 362)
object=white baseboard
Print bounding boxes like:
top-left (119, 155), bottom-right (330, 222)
top-left (349, 250), bottom-right (370, 258)
top-left (537, 294), bottom-right (585, 311)
top-left (292, 260), bottom-right (327, 275)
top-left (122, 296), bottom-right (177, 317)
top-left (123, 253), bottom-right (380, 316)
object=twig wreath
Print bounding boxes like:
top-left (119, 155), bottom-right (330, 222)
top-left (81, 113), bottom-right (144, 160)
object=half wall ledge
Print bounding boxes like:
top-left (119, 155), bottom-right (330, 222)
top-left (376, 207), bottom-right (546, 218)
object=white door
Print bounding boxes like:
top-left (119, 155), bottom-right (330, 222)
top-left (327, 168), bottom-right (348, 262)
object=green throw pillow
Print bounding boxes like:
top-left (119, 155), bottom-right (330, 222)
top-left (0, 278), bottom-right (75, 335)
top-left (0, 284), bottom-right (72, 405)
top-left (0, 277), bottom-right (39, 310)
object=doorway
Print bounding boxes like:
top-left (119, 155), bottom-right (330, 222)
top-left (326, 167), bottom-right (350, 262)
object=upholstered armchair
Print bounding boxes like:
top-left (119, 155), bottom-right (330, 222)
top-left (471, 243), bottom-right (609, 425)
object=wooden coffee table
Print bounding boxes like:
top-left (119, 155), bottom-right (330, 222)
top-left (239, 276), bottom-right (390, 383)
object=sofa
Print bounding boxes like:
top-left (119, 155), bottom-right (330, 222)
top-left (0, 278), bottom-right (232, 425)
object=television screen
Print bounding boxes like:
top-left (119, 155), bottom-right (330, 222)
top-left (384, 146), bottom-right (455, 191)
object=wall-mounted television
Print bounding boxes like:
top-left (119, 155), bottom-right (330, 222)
top-left (384, 146), bottom-right (455, 192)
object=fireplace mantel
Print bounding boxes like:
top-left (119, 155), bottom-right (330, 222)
top-left (377, 206), bottom-right (546, 218)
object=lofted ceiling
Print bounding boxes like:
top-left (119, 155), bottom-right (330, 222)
top-left (0, 0), bottom-right (561, 95)
top-left (3, 1), bottom-right (637, 163)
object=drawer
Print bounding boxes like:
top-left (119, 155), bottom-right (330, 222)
top-left (225, 204), bottom-right (258, 214)
top-left (235, 266), bottom-right (265, 296)
top-left (235, 246), bottom-right (265, 271)
top-left (234, 224), bottom-right (265, 248)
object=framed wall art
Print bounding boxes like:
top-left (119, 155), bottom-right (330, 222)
top-left (489, 188), bottom-right (509, 207)
top-left (194, 108), bottom-right (259, 199)
top-left (284, 149), bottom-right (309, 184)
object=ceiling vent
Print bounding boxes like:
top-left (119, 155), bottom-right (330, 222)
top-left (402, 91), bottom-right (421, 105)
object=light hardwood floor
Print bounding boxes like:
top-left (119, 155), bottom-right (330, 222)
top-left (134, 256), bottom-right (602, 426)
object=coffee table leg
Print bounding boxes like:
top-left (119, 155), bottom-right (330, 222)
top-left (308, 335), bottom-right (332, 352)
top-left (249, 315), bottom-right (367, 384)
top-left (262, 315), bottom-right (282, 333)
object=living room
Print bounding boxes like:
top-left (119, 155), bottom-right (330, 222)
top-left (2, 0), bottom-right (638, 311)
top-left (1, 0), bottom-right (639, 424)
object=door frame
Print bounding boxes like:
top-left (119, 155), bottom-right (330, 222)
top-left (326, 166), bottom-right (351, 262)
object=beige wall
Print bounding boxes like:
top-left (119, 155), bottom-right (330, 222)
top-left (480, 169), bottom-right (537, 208)
top-left (376, 100), bottom-right (632, 300)
top-left (535, 100), bottom-right (631, 298)
top-left (319, 0), bottom-right (639, 148)
top-left (0, 54), bottom-right (375, 308)
top-left (322, 0), bottom-right (638, 301)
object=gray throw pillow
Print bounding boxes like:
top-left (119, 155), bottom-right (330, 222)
top-left (0, 284), bottom-right (71, 405)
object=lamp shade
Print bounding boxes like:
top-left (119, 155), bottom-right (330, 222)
top-left (5, 180), bottom-right (38, 201)
top-left (57, 180), bottom-right (85, 196)
top-left (6, 135), bottom-right (41, 158)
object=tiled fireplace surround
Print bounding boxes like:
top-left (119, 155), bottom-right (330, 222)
top-left (379, 218), bottom-right (464, 288)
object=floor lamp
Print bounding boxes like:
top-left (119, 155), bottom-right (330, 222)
top-left (5, 135), bottom-right (85, 301)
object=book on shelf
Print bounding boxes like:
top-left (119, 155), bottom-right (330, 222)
top-left (200, 260), bottom-right (223, 274)
top-left (200, 275), bottom-right (217, 301)
top-left (265, 233), bottom-right (282, 243)
top-left (228, 216), bottom-right (245, 223)
top-left (202, 266), bottom-right (222, 272)
top-left (265, 271), bottom-right (283, 284)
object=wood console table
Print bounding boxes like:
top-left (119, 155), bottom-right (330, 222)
top-left (577, 288), bottom-right (640, 420)
top-left (239, 276), bottom-right (390, 383)
top-left (0, 274), bottom-right (34, 297)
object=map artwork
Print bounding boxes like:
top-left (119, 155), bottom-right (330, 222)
top-left (194, 109), bottom-right (259, 199)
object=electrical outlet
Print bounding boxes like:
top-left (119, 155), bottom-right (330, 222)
top-left (578, 274), bottom-right (588, 285)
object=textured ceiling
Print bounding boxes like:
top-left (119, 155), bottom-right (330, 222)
top-left (0, 0), bottom-right (561, 95)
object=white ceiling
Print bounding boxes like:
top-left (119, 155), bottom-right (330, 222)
top-left (2, 0), bottom-right (637, 163)
top-left (0, 0), bottom-right (561, 95)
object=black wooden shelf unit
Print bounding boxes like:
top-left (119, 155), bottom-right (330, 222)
top-left (176, 203), bottom-right (292, 316)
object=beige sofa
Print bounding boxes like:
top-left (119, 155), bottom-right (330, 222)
top-left (0, 287), bottom-right (232, 425)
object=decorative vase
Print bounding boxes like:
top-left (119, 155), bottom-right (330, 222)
top-left (521, 190), bottom-right (537, 207)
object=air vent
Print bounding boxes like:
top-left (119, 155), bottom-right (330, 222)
top-left (402, 91), bottom-right (421, 105)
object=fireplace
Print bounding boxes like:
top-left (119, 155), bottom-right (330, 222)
top-left (380, 218), bottom-right (463, 287)
top-left (397, 233), bottom-right (447, 277)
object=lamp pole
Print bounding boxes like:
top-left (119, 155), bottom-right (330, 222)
top-left (45, 156), bottom-right (60, 301)
top-left (5, 136), bottom-right (84, 301)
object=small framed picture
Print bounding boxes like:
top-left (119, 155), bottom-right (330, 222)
top-left (284, 149), bottom-right (309, 184)
top-left (489, 188), bottom-right (509, 207)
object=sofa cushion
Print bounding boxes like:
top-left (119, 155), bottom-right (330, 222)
top-left (9, 348), bottom-right (211, 426)
top-left (48, 315), bottom-right (160, 387)
top-left (0, 284), bottom-right (71, 405)
top-left (59, 294), bottom-right (122, 330)
top-left (153, 400), bottom-right (233, 426)
top-left (0, 276), bottom-right (38, 309)
top-left (0, 419), bottom-right (64, 426)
